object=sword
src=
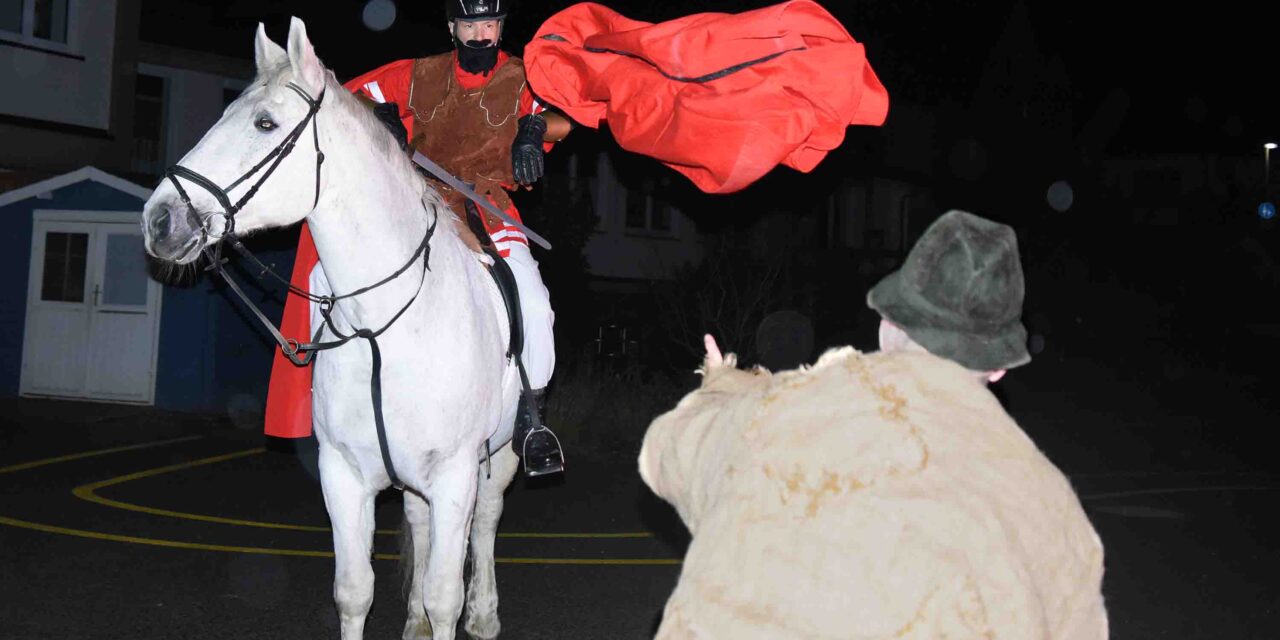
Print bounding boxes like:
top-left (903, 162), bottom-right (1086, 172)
top-left (410, 151), bottom-right (553, 251)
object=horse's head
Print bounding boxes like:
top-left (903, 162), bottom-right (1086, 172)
top-left (142, 17), bottom-right (331, 264)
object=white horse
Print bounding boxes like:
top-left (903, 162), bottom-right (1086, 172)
top-left (141, 18), bottom-right (523, 640)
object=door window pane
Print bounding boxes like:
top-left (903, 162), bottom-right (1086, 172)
top-left (102, 234), bottom-right (148, 306)
top-left (41, 232), bottom-right (88, 303)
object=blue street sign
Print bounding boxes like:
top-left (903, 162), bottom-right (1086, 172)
top-left (1261, 202), bottom-right (1276, 220)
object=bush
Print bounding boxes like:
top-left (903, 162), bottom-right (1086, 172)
top-left (546, 349), bottom-right (697, 462)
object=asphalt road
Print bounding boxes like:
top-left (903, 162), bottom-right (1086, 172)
top-left (2, 336), bottom-right (1278, 639)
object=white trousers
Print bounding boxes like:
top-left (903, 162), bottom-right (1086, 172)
top-left (308, 240), bottom-right (555, 389)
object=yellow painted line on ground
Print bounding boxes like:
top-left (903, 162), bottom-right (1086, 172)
top-left (69, 447), bottom-right (327, 531)
top-left (0, 435), bottom-right (205, 475)
top-left (73, 447), bottom-right (656, 539)
top-left (3, 437), bottom-right (675, 563)
top-left (486, 557), bottom-right (681, 566)
top-left (1083, 485), bottom-right (1280, 500)
top-left (0, 514), bottom-right (332, 557)
top-left (496, 532), bottom-right (653, 539)
top-left (0, 515), bottom-right (679, 565)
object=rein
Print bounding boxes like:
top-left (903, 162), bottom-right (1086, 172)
top-left (164, 80), bottom-right (434, 489)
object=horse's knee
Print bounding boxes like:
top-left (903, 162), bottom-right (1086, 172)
top-left (425, 577), bottom-right (466, 618)
top-left (333, 564), bottom-right (376, 615)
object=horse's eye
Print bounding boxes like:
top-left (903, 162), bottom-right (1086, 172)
top-left (255, 116), bottom-right (277, 131)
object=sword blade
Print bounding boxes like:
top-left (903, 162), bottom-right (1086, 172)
top-left (411, 151), bottom-right (553, 251)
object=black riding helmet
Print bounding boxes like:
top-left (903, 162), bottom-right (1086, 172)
top-left (446, 0), bottom-right (510, 21)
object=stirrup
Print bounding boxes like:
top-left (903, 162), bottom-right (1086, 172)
top-left (521, 425), bottom-right (565, 477)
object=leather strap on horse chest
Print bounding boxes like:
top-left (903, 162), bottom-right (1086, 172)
top-left (208, 205), bottom-right (439, 490)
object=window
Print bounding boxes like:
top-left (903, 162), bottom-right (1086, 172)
top-left (31, 0), bottom-right (64, 41)
top-left (624, 187), bottom-right (649, 229)
top-left (650, 200), bottom-right (672, 232)
top-left (819, 194), bottom-right (841, 249)
top-left (102, 233), bottom-right (147, 306)
top-left (0, 0), bottom-right (69, 44)
top-left (1, 1), bottom-right (21, 34)
top-left (131, 74), bottom-right (167, 177)
top-left (41, 232), bottom-right (88, 303)
top-left (624, 178), bottom-right (675, 234)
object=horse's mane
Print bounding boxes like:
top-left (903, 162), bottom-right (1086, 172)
top-left (259, 61), bottom-right (440, 212)
top-left (326, 74), bottom-right (429, 191)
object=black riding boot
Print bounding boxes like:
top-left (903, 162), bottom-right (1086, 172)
top-left (513, 388), bottom-right (564, 477)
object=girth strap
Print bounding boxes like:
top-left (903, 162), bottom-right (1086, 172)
top-left (366, 335), bottom-right (397, 488)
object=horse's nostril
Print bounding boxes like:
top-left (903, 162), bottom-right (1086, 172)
top-left (149, 207), bottom-right (171, 240)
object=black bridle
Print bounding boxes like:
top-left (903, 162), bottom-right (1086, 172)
top-left (162, 80), bottom-right (438, 489)
top-left (166, 82), bottom-right (326, 246)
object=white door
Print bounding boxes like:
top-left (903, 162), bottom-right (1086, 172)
top-left (21, 212), bottom-right (162, 404)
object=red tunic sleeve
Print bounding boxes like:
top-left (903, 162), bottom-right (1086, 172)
top-left (343, 58), bottom-right (417, 137)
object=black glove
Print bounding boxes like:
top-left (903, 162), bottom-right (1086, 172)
top-left (511, 113), bottom-right (548, 185)
top-left (372, 102), bottom-right (409, 151)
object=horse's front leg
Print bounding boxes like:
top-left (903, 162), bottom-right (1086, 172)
top-left (318, 444), bottom-right (379, 640)
top-left (422, 455), bottom-right (481, 640)
top-left (465, 445), bottom-right (520, 640)
top-left (401, 489), bottom-right (432, 640)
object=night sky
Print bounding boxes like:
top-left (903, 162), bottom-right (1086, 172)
top-left (139, 0), bottom-right (1279, 156)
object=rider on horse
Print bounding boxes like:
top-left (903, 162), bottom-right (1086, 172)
top-left (268, 0), bottom-right (889, 479)
top-left (266, 0), bottom-right (573, 477)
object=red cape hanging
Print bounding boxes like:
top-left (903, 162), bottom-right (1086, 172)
top-left (523, 0), bottom-right (889, 194)
top-left (263, 222), bottom-right (318, 439)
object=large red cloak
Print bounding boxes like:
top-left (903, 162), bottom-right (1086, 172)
top-left (523, 0), bottom-right (889, 194)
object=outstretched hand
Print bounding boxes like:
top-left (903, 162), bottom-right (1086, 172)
top-left (704, 334), bottom-right (723, 368)
top-left (511, 114), bottom-right (547, 185)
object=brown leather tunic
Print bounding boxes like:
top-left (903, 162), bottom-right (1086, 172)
top-left (407, 53), bottom-right (526, 234)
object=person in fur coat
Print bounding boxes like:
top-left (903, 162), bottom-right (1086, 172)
top-left (639, 211), bottom-right (1108, 639)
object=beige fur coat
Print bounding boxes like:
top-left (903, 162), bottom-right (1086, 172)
top-left (639, 347), bottom-right (1108, 639)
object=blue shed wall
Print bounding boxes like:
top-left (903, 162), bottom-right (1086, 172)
top-left (1, 178), bottom-right (299, 419)
top-left (0, 181), bottom-right (146, 396)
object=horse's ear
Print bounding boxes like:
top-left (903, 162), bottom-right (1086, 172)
top-left (286, 16), bottom-right (325, 97)
top-left (254, 23), bottom-right (287, 75)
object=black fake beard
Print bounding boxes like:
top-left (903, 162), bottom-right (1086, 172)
top-left (455, 39), bottom-right (500, 75)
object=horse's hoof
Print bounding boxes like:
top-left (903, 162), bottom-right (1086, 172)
top-left (402, 618), bottom-right (432, 640)
top-left (464, 615), bottom-right (500, 640)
